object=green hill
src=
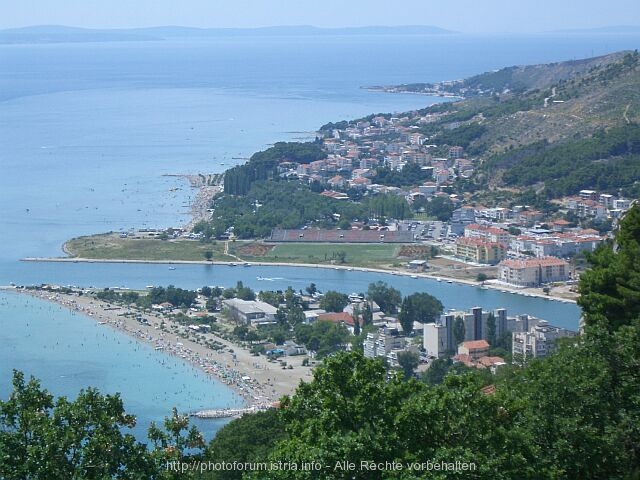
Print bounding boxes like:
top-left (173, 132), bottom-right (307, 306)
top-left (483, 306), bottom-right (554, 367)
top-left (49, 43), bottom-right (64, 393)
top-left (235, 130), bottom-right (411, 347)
top-left (401, 50), bottom-right (640, 197)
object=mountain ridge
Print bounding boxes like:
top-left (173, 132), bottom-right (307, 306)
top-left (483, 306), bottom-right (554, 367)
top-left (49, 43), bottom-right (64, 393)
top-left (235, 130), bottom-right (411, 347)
top-left (0, 24), bottom-right (455, 44)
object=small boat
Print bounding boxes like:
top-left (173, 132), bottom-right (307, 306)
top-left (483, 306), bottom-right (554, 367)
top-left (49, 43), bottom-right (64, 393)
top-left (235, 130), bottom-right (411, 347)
top-left (411, 275), bottom-right (418, 279)
top-left (168, 267), bottom-right (176, 270)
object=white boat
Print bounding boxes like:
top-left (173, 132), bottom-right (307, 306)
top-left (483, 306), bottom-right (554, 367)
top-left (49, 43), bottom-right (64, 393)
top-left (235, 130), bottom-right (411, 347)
top-left (168, 267), bottom-right (176, 270)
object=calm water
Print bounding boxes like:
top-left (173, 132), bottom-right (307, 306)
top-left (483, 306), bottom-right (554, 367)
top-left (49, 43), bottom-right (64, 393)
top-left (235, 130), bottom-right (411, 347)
top-left (2, 32), bottom-right (638, 437)
top-left (0, 289), bottom-right (241, 439)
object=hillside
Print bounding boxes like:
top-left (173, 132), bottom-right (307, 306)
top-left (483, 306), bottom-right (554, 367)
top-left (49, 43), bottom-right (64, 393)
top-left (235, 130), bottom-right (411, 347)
top-left (399, 50), bottom-right (640, 196)
top-left (371, 51), bottom-right (631, 96)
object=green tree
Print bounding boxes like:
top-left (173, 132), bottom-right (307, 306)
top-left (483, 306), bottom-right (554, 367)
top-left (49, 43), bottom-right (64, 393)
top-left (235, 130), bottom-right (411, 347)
top-left (319, 291), bottom-right (349, 312)
top-left (296, 321), bottom-right (349, 358)
top-left (486, 311), bottom-right (496, 347)
top-left (258, 290), bottom-right (284, 308)
top-left (353, 316), bottom-right (361, 336)
top-left (305, 283), bottom-right (317, 296)
top-left (286, 305), bottom-right (305, 326)
top-left (233, 325), bottom-right (249, 340)
top-left (266, 352), bottom-right (423, 479)
top-left (397, 351), bottom-right (419, 380)
top-left (361, 301), bottom-right (374, 326)
top-left (335, 250), bottom-right (347, 264)
top-left (200, 285), bottom-right (212, 297)
top-left (148, 408), bottom-right (205, 479)
top-left (366, 281), bottom-right (402, 314)
top-left (204, 409), bottom-right (287, 480)
top-left (422, 358), bottom-right (454, 386)
top-left (204, 250), bottom-right (213, 262)
top-left (424, 195), bottom-right (455, 221)
top-left (0, 371), bottom-right (155, 480)
top-left (235, 281), bottom-right (256, 301)
top-left (398, 292), bottom-right (444, 335)
top-left (453, 315), bottom-right (465, 346)
top-left (338, 218), bottom-right (351, 230)
top-left (578, 205), bottom-right (640, 331)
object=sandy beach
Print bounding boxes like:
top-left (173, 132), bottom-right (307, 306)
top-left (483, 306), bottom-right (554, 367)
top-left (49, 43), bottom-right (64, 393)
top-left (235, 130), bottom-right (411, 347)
top-left (18, 288), bottom-right (313, 408)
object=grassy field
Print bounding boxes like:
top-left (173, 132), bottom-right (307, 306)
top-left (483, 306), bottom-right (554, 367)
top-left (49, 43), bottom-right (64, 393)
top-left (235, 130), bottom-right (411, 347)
top-left (65, 234), bottom-right (230, 261)
top-left (249, 242), bottom-right (401, 268)
top-left (64, 235), bottom-right (409, 268)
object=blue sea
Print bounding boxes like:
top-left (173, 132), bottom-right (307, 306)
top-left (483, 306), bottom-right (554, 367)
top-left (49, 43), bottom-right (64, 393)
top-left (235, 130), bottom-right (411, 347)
top-left (1, 32), bottom-right (639, 438)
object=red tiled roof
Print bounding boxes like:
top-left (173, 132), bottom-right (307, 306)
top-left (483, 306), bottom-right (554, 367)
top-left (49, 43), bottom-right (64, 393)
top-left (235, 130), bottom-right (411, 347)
top-left (453, 354), bottom-right (474, 366)
top-left (460, 340), bottom-right (490, 350)
top-left (317, 312), bottom-right (355, 327)
top-left (477, 356), bottom-right (506, 367)
top-left (351, 177), bottom-right (370, 184)
top-left (465, 224), bottom-right (508, 236)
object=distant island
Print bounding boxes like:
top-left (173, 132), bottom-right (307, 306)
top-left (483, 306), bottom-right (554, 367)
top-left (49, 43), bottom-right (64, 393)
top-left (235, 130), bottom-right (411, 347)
top-left (0, 24), bottom-right (456, 44)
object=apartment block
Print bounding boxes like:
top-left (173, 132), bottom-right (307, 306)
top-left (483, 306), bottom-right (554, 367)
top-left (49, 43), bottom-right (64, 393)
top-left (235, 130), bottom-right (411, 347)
top-left (512, 321), bottom-right (576, 362)
top-left (498, 256), bottom-right (570, 287)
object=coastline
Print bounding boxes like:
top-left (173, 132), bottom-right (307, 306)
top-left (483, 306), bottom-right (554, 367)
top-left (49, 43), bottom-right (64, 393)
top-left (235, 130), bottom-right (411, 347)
top-left (19, 255), bottom-right (578, 304)
top-left (12, 287), bottom-right (311, 408)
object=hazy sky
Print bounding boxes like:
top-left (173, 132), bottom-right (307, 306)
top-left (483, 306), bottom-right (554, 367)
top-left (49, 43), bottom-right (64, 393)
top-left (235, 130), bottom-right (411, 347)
top-left (2, 0), bottom-right (639, 33)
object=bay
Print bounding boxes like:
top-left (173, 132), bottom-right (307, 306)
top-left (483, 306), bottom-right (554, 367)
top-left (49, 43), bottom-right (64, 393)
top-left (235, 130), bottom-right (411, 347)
top-left (1, 32), bottom-right (635, 437)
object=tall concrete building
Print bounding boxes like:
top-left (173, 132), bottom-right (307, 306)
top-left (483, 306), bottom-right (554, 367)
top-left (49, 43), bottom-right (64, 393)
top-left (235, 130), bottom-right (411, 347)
top-left (512, 321), bottom-right (576, 362)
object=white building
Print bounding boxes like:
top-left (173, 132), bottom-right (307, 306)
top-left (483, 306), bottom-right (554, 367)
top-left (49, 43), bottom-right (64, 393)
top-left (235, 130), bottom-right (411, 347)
top-left (464, 223), bottom-right (511, 244)
top-left (614, 198), bottom-right (632, 210)
top-left (498, 257), bottom-right (570, 287)
top-left (423, 322), bottom-right (450, 358)
top-left (364, 329), bottom-right (405, 360)
top-left (423, 308), bottom-right (509, 356)
top-left (512, 321), bottom-right (576, 362)
top-left (223, 299), bottom-right (278, 326)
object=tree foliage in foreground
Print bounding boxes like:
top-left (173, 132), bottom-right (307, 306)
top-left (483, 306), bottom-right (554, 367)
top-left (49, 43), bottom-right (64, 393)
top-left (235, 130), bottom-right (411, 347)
top-left (0, 372), bottom-right (206, 480)
top-left (0, 371), bottom-right (156, 480)
top-left (203, 409), bottom-right (286, 480)
top-left (579, 204), bottom-right (640, 331)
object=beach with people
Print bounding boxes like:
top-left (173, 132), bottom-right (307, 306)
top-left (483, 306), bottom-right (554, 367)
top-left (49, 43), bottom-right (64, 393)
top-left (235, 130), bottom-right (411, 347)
top-left (17, 287), bottom-right (312, 407)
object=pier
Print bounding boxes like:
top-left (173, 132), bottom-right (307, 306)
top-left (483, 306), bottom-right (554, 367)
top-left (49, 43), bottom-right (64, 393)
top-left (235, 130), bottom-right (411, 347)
top-left (190, 405), bottom-right (271, 419)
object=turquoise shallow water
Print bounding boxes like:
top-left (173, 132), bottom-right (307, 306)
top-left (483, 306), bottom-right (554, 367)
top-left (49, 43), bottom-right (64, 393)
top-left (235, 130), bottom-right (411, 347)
top-left (2, 32), bottom-right (638, 439)
top-left (0, 289), bottom-right (241, 439)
